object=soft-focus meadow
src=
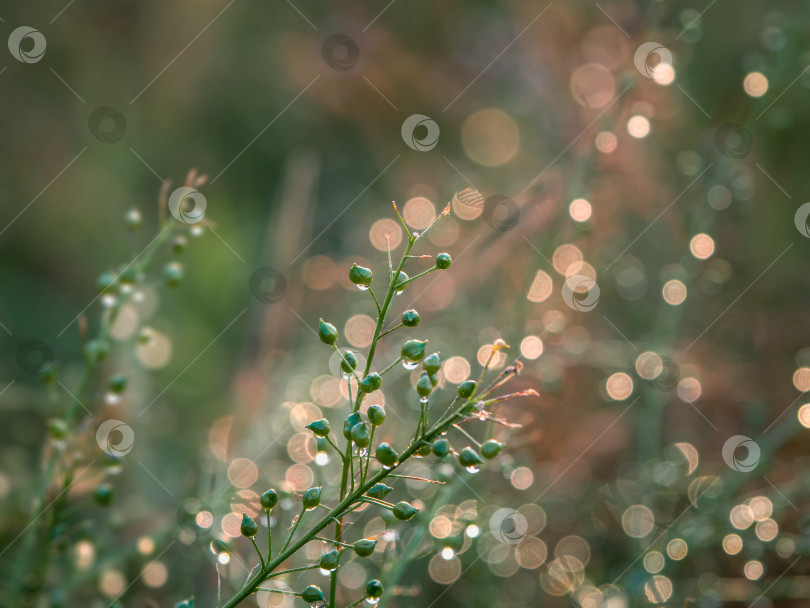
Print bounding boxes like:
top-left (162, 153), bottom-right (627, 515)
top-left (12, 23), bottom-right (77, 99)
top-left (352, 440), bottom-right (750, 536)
top-left (2, 1), bottom-right (810, 607)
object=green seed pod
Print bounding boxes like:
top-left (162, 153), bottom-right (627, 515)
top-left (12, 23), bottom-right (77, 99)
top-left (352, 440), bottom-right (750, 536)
top-left (401, 339), bottom-right (428, 363)
top-left (93, 483), bottom-right (114, 506)
top-left (481, 440), bottom-right (503, 459)
top-left (367, 404), bottom-right (386, 426)
top-left (366, 579), bottom-right (384, 600)
top-left (432, 438), bottom-right (450, 457)
top-left (349, 264), bottom-right (373, 287)
top-left (164, 261), bottom-right (184, 286)
top-left (436, 253), bottom-right (452, 269)
top-left (458, 447), bottom-right (483, 468)
top-left (429, 373), bottom-right (439, 387)
top-left (124, 209), bottom-right (142, 231)
top-left (358, 373), bottom-right (382, 393)
top-left (302, 486), bottom-right (323, 510)
top-left (417, 443), bottom-right (432, 457)
top-left (300, 585), bottom-right (325, 604)
top-left (118, 266), bottom-right (139, 285)
top-left (172, 235), bottom-right (188, 254)
top-left (457, 380), bottom-right (477, 399)
top-left (97, 272), bottom-right (118, 294)
top-left (240, 513), bottom-right (258, 537)
top-left (48, 418), bottom-right (68, 441)
top-left (174, 599), bottom-right (194, 608)
top-left (319, 548), bottom-right (340, 571)
top-left (401, 309), bottom-right (420, 327)
top-left (423, 352), bottom-right (441, 375)
top-left (340, 351), bottom-right (358, 373)
top-left (375, 442), bottom-right (398, 468)
top-left (305, 418), bottom-right (331, 437)
top-left (393, 501), bottom-right (419, 521)
top-left (354, 539), bottom-right (378, 557)
top-left (108, 373), bottom-right (128, 394)
top-left (351, 422), bottom-right (371, 448)
top-left (367, 483), bottom-right (393, 500)
top-left (318, 319), bottom-right (338, 345)
top-left (394, 271), bottom-right (409, 293)
top-left (260, 489), bottom-right (278, 510)
top-left (84, 340), bottom-right (109, 364)
top-left (416, 373), bottom-right (433, 398)
top-left (343, 412), bottom-right (362, 439)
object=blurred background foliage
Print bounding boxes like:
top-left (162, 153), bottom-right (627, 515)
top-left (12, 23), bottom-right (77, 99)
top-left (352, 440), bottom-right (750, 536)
top-left (2, 0), bottom-right (810, 606)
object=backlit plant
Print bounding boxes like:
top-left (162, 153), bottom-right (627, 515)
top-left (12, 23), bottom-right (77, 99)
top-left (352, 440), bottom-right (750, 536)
top-left (213, 202), bottom-right (537, 608)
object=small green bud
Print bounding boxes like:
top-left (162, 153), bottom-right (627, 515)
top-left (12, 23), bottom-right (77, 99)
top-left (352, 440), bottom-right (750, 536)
top-left (354, 539), bottom-right (378, 557)
top-left (172, 235), bottom-right (188, 254)
top-left (458, 447), bottom-right (483, 468)
top-left (174, 599), bottom-right (194, 608)
top-left (401, 339), bottom-right (428, 363)
top-left (393, 501), bottom-right (419, 521)
top-left (343, 412), bottom-right (362, 439)
top-left (351, 422), bottom-right (371, 448)
top-left (401, 309), bottom-right (420, 327)
top-left (366, 579), bottom-right (384, 600)
top-left (300, 585), bottom-right (325, 604)
top-left (429, 373), bottom-right (439, 387)
top-left (124, 209), bottom-right (142, 231)
top-left (84, 340), bottom-right (109, 364)
top-left (118, 266), bottom-right (139, 285)
top-left (164, 261), bottom-right (184, 286)
top-left (302, 486), bottom-right (323, 510)
top-left (319, 548), bottom-right (340, 571)
top-left (423, 352), bottom-right (441, 375)
top-left (240, 513), bottom-right (258, 537)
top-left (93, 483), bottom-right (114, 506)
top-left (432, 438), bottom-right (450, 457)
top-left (375, 442), bottom-right (398, 468)
top-left (108, 373), bottom-right (128, 394)
top-left (260, 489), bottom-right (278, 510)
top-left (416, 373), bottom-right (433, 398)
top-left (318, 319), bottom-right (338, 345)
top-left (417, 443), bottom-right (433, 457)
top-left (394, 271), bottom-right (409, 293)
top-left (306, 418), bottom-right (331, 437)
top-left (349, 264), bottom-right (373, 287)
top-left (48, 418), bottom-right (68, 441)
top-left (340, 351), bottom-right (358, 373)
top-left (436, 253), bottom-right (452, 269)
top-left (367, 404), bottom-right (386, 426)
top-left (457, 380), bottom-right (477, 399)
top-left (97, 272), bottom-right (118, 294)
top-left (358, 373), bottom-right (382, 393)
top-left (367, 483), bottom-right (393, 500)
top-left (481, 440), bottom-right (503, 459)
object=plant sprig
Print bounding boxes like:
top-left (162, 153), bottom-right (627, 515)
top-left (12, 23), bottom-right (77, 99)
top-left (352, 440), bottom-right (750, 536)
top-left (220, 203), bottom-right (536, 608)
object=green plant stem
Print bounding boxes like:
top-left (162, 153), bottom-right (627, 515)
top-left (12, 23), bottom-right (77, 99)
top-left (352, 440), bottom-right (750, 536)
top-left (314, 536), bottom-right (353, 548)
top-left (345, 598), bottom-right (365, 608)
top-left (221, 400), bottom-right (466, 608)
top-left (281, 508), bottom-right (306, 554)
top-left (250, 538), bottom-right (266, 569)
top-left (377, 323), bottom-right (404, 339)
top-left (367, 288), bottom-right (382, 314)
top-left (394, 267), bottom-right (437, 288)
top-left (451, 424), bottom-right (481, 447)
top-left (379, 357), bottom-right (402, 376)
top-left (266, 509), bottom-right (272, 561)
top-left (325, 436), bottom-right (346, 463)
top-left (265, 565), bottom-right (319, 578)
